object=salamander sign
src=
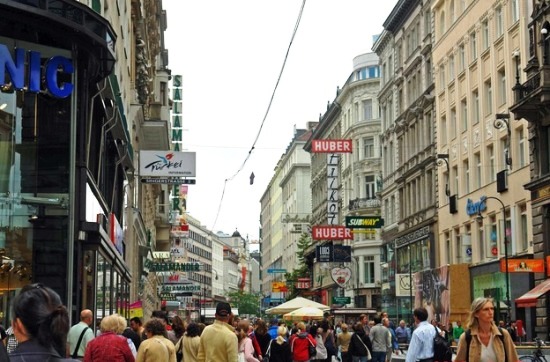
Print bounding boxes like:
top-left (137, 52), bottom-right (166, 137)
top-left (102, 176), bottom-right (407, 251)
top-left (0, 44), bottom-right (74, 98)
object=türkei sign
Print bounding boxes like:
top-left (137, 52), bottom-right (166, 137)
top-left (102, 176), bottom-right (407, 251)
top-left (311, 139), bottom-right (352, 153)
top-left (312, 225), bottom-right (352, 240)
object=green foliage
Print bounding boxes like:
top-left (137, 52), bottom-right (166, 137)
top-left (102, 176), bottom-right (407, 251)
top-left (226, 290), bottom-right (261, 316)
top-left (284, 233), bottom-right (312, 298)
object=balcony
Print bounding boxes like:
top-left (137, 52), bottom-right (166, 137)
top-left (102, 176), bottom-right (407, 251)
top-left (510, 70), bottom-right (545, 121)
top-left (139, 103), bottom-right (171, 151)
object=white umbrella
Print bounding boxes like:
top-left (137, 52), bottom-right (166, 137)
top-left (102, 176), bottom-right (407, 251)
top-left (265, 296), bottom-right (330, 315)
top-left (283, 306), bottom-right (325, 321)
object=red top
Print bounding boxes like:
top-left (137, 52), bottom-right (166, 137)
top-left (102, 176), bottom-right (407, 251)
top-left (290, 332), bottom-right (316, 362)
top-left (83, 331), bottom-right (135, 362)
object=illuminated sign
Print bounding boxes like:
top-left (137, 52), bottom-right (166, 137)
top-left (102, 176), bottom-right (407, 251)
top-left (0, 44), bottom-right (73, 98)
top-left (345, 216), bottom-right (384, 229)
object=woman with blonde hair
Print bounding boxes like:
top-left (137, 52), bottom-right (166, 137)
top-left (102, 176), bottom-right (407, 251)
top-left (455, 297), bottom-right (518, 362)
top-left (84, 314), bottom-right (135, 362)
top-left (237, 319), bottom-right (260, 362)
top-left (336, 323), bottom-right (352, 362)
top-left (265, 325), bottom-right (292, 362)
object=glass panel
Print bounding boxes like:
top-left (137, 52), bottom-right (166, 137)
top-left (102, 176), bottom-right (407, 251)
top-left (97, 254), bottom-right (105, 319)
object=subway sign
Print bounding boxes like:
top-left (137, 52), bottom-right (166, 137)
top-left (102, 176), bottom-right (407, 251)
top-left (0, 44), bottom-right (74, 98)
top-left (345, 216), bottom-right (384, 229)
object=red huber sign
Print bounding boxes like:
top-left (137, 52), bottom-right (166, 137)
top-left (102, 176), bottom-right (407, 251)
top-left (312, 225), bottom-right (353, 240)
top-left (311, 139), bottom-right (352, 153)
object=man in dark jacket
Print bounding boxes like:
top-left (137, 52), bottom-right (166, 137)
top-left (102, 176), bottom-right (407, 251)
top-left (349, 322), bottom-right (372, 360)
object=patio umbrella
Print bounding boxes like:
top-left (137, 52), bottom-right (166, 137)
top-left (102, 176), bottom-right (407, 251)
top-left (265, 296), bottom-right (330, 315)
top-left (283, 306), bottom-right (325, 321)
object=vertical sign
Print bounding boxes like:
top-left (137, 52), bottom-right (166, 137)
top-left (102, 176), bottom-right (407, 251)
top-left (327, 154), bottom-right (339, 225)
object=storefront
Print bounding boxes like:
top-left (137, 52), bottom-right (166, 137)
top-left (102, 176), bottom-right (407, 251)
top-left (0, 0), bottom-right (132, 325)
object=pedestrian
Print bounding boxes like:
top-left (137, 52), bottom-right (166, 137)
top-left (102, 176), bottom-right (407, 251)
top-left (384, 317), bottom-right (399, 357)
top-left (267, 325), bottom-right (292, 362)
top-left (395, 320), bottom-right (410, 344)
top-left (174, 322), bottom-right (200, 362)
top-left (171, 315), bottom-right (186, 341)
top-left (123, 321), bottom-right (142, 351)
top-left (268, 318), bottom-right (279, 340)
top-left (130, 317), bottom-right (146, 341)
top-left (455, 297), bottom-right (518, 362)
top-left (360, 314), bottom-right (371, 336)
top-left (254, 319), bottom-right (272, 357)
top-left (237, 319), bottom-right (260, 362)
top-left (246, 320), bottom-right (263, 359)
top-left (348, 322), bottom-right (372, 362)
top-left (310, 325), bottom-right (327, 361)
top-left (369, 315), bottom-right (391, 362)
top-left (67, 309), bottom-right (95, 359)
top-left (336, 323), bottom-right (352, 362)
top-left (405, 308), bottom-right (435, 362)
top-left (197, 301), bottom-right (238, 362)
top-left (136, 318), bottom-right (176, 362)
top-left (83, 314), bottom-right (135, 362)
top-left (452, 321), bottom-right (464, 345)
top-left (9, 283), bottom-right (78, 361)
top-left (289, 322), bottom-right (316, 362)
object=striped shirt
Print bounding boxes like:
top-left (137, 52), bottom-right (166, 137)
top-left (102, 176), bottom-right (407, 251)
top-left (6, 326), bottom-right (18, 354)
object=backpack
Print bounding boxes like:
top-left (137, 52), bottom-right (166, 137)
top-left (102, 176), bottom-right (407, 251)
top-left (433, 325), bottom-right (453, 362)
top-left (465, 328), bottom-right (507, 362)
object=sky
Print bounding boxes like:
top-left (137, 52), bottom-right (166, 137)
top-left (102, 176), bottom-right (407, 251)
top-left (163, 0), bottom-right (398, 243)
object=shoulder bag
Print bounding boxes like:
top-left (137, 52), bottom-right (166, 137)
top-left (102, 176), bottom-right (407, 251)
top-left (71, 327), bottom-right (90, 359)
top-left (355, 334), bottom-right (372, 361)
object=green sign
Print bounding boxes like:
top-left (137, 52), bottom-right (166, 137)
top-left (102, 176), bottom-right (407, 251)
top-left (345, 216), bottom-right (384, 229)
top-left (332, 296), bottom-right (351, 304)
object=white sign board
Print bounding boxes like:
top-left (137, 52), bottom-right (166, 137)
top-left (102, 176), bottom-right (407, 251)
top-left (396, 273), bottom-right (417, 297)
top-left (139, 151), bottom-right (196, 177)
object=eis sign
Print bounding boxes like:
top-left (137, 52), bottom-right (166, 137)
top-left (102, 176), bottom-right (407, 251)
top-left (0, 44), bottom-right (74, 98)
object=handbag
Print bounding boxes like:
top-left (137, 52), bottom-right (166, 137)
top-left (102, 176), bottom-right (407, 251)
top-left (176, 337), bottom-right (183, 362)
top-left (355, 334), bottom-right (372, 361)
top-left (263, 339), bottom-right (272, 362)
top-left (308, 336), bottom-right (317, 358)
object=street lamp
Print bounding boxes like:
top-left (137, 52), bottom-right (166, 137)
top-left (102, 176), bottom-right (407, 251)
top-left (477, 196), bottom-right (511, 321)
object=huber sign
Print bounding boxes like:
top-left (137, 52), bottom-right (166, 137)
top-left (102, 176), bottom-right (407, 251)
top-left (312, 226), bottom-right (352, 240)
top-left (311, 139), bottom-right (352, 153)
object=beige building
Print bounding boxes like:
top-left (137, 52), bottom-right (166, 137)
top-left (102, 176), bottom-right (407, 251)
top-left (432, 0), bottom-right (534, 331)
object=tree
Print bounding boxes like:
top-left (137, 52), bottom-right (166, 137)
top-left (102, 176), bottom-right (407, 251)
top-left (226, 290), bottom-right (261, 316)
top-left (284, 232), bottom-right (312, 298)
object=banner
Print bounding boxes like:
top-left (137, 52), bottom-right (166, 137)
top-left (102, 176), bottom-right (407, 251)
top-left (500, 258), bottom-right (545, 273)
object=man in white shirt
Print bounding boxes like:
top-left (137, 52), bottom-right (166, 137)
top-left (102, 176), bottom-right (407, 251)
top-left (405, 308), bottom-right (435, 362)
top-left (67, 309), bottom-right (94, 359)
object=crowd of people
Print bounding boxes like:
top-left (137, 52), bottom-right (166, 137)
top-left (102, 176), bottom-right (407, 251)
top-left (0, 285), bottom-right (522, 362)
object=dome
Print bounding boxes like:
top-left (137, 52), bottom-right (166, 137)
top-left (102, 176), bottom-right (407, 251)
top-left (231, 229), bottom-right (241, 237)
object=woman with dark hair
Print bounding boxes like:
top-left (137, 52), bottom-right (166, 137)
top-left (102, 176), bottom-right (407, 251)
top-left (171, 315), bottom-right (186, 340)
top-left (136, 318), bottom-right (176, 362)
top-left (254, 319), bottom-right (272, 357)
top-left (174, 322), bottom-right (200, 362)
top-left (9, 283), bottom-right (77, 361)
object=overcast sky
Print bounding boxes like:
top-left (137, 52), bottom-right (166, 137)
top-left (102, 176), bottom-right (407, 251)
top-left (163, 0), bottom-right (398, 243)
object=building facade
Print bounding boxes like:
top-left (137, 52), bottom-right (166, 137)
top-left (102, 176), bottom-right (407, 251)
top-left (374, 0), bottom-right (438, 323)
top-left (509, 0), bottom-right (550, 339)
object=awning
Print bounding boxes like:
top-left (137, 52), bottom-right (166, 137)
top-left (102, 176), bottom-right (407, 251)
top-left (515, 279), bottom-right (550, 308)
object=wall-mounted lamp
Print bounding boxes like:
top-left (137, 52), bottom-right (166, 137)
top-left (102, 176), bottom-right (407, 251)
top-left (0, 103), bottom-right (7, 110)
top-left (436, 154), bottom-right (450, 196)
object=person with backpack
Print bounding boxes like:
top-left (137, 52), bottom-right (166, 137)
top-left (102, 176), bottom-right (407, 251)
top-left (289, 322), bottom-right (316, 362)
top-left (405, 308), bottom-right (435, 362)
top-left (455, 297), bottom-right (518, 362)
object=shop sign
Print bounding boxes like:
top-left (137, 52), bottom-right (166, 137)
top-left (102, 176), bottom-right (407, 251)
top-left (144, 260), bottom-right (201, 272)
top-left (499, 258), bottom-right (544, 273)
top-left (330, 267), bottom-right (352, 287)
top-left (466, 197), bottom-right (487, 216)
top-left (160, 284), bottom-right (200, 292)
top-left (311, 139), bottom-right (352, 153)
top-left (345, 216), bottom-right (384, 229)
top-left (332, 296), bottom-right (351, 304)
top-left (296, 278), bottom-right (311, 289)
top-left (272, 281), bottom-right (288, 292)
top-left (312, 226), bottom-right (352, 240)
top-left (0, 44), bottom-right (74, 98)
top-left (315, 245), bottom-right (351, 262)
top-left (139, 151), bottom-right (196, 177)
